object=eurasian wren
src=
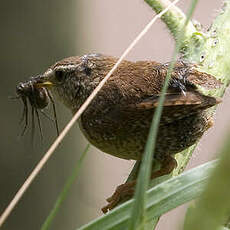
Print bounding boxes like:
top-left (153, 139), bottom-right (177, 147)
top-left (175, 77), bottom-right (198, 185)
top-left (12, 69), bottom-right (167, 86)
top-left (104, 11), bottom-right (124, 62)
top-left (16, 53), bottom-right (221, 212)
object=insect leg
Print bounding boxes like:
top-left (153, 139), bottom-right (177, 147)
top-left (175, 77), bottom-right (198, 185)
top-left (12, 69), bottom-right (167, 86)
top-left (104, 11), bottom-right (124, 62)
top-left (47, 90), bottom-right (60, 136)
top-left (20, 97), bottom-right (28, 124)
top-left (21, 97), bottom-right (29, 136)
top-left (31, 106), bottom-right (35, 141)
top-left (35, 108), bottom-right (43, 141)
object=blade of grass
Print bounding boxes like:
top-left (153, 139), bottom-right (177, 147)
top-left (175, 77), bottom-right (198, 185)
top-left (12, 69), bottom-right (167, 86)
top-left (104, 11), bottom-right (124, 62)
top-left (184, 130), bottom-right (230, 230)
top-left (76, 160), bottom-right (217, 230)
top-left (128, 0), bottom-right (198, 229)
top-left (41, 144), bottom-right (90, 230)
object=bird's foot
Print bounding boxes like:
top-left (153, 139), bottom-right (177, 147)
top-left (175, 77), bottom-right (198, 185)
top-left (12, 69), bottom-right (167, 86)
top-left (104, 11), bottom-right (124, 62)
top-left (101, 180), bottom-right (136, 213)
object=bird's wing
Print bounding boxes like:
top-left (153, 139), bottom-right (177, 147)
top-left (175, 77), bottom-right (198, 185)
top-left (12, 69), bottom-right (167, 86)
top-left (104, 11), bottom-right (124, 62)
top-left (123, 90), bottom-right (220, 124)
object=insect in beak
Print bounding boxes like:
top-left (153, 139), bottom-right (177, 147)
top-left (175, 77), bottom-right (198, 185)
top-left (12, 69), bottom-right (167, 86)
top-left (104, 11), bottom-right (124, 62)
top-left (15, 77), bottom-right (59, 139)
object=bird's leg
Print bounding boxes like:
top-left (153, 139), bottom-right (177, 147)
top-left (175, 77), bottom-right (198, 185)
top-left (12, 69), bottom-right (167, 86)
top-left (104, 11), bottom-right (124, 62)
top-left (101, 155), bottom-right (177, 214)
top-left (150, 155), bottom-right (177, 179)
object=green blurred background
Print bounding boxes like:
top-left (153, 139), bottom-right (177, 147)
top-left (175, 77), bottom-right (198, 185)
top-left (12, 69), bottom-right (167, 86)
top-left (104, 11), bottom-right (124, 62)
top-left (0, 0), bottom-right (227, 230)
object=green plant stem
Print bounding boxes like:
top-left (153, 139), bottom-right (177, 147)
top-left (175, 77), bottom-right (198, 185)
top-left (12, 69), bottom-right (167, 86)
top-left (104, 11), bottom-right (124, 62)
top-left (41, 144), bottom-right (90, 230)
top-left (144, 0), bottom-right (197, 45)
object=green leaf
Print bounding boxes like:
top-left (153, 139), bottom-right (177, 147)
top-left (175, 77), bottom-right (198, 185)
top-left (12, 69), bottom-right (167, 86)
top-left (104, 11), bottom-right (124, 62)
top-left (41, 144), bottom-right (90, 230)
top-left (184, 130), bottom-right (230, 230)
top-left (76, 160), bottom-right (217, 230)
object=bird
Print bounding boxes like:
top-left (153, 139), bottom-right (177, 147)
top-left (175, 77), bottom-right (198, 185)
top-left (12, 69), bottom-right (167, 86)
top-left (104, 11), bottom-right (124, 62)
top-left (17, 53), bottom-right (221, 213)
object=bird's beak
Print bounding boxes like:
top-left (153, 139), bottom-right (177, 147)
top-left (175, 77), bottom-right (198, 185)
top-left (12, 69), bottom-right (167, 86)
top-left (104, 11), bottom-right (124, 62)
top-left (36, 81), bottom-right (54, 88)
top-left (35, 69), bottom-right (55, 88)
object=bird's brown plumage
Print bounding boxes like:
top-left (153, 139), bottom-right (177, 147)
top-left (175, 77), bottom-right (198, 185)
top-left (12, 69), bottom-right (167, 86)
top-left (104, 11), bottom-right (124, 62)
top-left (21, 53), bottom-right (221, 212)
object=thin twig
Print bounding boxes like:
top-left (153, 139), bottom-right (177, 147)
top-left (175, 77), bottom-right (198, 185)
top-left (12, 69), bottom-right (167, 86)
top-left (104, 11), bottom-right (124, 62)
top-left (0, 0), bottom-right (181, 227)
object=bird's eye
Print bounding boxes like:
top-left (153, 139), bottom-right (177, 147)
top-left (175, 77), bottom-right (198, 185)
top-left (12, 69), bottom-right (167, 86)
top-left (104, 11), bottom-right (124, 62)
top-left (55, 70), bottom-right (64, 82)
